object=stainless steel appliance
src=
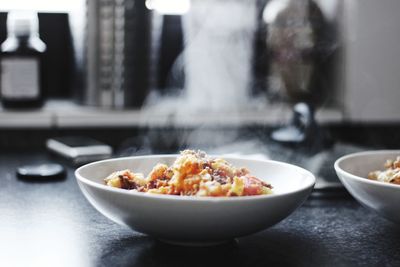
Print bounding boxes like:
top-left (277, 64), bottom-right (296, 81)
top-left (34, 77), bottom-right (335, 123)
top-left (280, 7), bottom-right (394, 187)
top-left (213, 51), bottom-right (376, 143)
top-left (263, 0), bottom-right (328, 143)
top-left (84, 0), bottom-right (151, 108)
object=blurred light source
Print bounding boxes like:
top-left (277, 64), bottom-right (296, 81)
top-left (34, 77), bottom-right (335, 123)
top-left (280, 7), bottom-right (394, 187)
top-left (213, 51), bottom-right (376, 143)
top-left (145, 0), bottom-right (190, 15)
top-left (0, 0), bottom-right (80, 12)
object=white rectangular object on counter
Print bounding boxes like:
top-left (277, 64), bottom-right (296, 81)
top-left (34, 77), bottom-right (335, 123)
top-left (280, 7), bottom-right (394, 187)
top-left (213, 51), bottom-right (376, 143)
top-left (46, 137), bottom-right (112, 164)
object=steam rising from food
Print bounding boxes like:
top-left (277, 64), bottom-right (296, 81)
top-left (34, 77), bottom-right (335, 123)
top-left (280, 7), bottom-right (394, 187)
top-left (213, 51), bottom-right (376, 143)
top-left (121, 0), bottom-right (341, 185)
top-left (141, 0), bottom-right (270, 156)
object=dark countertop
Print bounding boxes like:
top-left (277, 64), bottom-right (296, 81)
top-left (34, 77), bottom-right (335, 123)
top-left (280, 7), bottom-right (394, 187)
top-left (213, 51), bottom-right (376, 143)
top-left (1, 150), bottom-right (400, 267)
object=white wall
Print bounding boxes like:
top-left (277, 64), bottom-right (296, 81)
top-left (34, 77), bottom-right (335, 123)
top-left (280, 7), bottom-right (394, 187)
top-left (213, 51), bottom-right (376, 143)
top-left (342, 0), bottom-right (400, 122)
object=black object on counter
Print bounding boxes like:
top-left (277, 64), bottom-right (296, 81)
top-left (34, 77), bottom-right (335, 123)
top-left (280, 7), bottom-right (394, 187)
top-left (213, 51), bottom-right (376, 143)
top-left (0, 10), bottom-right (46, 108)
top-left (17, 163), bottom-right (65, 180)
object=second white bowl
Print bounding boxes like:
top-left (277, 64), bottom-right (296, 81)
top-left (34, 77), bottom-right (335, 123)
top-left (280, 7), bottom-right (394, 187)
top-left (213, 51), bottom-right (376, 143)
top-left (335, 150), bottom-right (400, 223)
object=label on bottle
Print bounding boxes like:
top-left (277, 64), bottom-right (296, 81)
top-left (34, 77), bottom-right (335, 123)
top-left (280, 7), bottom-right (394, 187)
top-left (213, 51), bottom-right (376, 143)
top-left (0, 57), bottom-right (39, 99)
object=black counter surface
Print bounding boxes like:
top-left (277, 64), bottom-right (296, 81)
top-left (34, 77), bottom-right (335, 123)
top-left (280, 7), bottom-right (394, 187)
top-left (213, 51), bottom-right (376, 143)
top-left (1, 149), bottom-right (400, 267)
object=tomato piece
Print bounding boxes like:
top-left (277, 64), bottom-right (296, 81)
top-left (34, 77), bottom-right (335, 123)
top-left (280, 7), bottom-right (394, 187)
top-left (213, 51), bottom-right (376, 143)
top-left (243, 175), bottom-right (263, 195)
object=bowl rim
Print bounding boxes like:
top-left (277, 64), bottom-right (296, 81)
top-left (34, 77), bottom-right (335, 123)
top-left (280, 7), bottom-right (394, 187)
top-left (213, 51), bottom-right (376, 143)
top-left (334, 149), bottom-right (400, 190)
top-left (75, 154), bottom-right (316, 202)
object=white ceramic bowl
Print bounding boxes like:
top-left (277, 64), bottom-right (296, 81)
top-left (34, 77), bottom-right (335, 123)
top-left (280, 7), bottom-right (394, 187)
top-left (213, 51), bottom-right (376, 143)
top-left (75, 155), bottom-right (315, 245)
top-left (335, 150), bottom-right (400, 223)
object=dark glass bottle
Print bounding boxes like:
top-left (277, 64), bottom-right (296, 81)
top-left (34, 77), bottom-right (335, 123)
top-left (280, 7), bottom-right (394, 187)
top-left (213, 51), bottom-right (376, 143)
top-left (0, 11), bottom-right (46, 109)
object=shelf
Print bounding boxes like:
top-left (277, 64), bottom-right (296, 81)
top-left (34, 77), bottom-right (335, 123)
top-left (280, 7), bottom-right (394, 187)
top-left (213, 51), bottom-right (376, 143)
top-left (0, 100), bottom-right (343, 128)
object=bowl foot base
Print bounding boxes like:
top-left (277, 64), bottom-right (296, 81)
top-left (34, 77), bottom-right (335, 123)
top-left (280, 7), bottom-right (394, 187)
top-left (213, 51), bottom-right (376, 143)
top-left (158, 238), bottom-right (232, 247)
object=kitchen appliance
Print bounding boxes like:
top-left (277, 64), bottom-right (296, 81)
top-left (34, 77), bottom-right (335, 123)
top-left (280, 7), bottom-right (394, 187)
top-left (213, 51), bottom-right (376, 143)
top-left (263, 0), bottom-right (328, 144)
top-left (84, 0), bottom-right (151, 108)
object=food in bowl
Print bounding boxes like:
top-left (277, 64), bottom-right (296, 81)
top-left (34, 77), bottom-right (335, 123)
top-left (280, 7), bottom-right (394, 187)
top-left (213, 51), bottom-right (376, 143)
top-left (368, 156), bottom-right (400, 185)
top-left (104, 150), bottom-right (273, 197)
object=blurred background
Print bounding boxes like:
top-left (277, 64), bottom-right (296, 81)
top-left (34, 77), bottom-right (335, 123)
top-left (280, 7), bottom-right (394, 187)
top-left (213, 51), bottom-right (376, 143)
top-left (0, 0), bottom-right (400, 190)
